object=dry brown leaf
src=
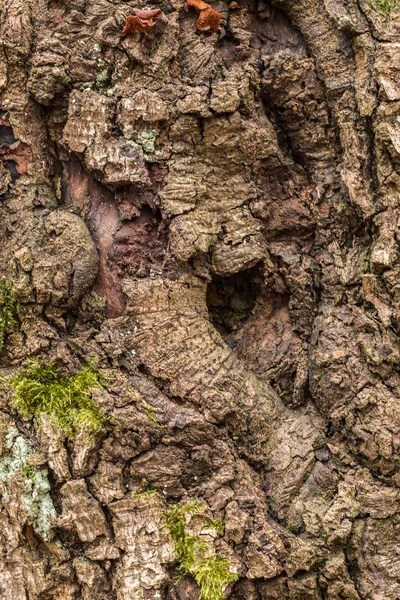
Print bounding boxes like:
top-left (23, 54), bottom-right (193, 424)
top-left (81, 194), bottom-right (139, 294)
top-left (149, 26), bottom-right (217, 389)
top-left (121, 8), bottom-right (163, 36)
top-left (185, 0), bottom-right (222, 31)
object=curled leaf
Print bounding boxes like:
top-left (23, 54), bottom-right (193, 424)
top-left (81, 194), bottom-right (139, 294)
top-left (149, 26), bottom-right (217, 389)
top-left (132, 8), bottom-right (163, 19)
top-left (185, 0), bottom-right (222, 31)
top-left (121, 8), bottom-right (163, 36)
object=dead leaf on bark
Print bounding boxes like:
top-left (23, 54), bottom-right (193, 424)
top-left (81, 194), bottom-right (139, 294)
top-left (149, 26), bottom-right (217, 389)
top-left (121, 8), bottom-right (163, 36)
top-left (185, 0), bottom-right (222, 31)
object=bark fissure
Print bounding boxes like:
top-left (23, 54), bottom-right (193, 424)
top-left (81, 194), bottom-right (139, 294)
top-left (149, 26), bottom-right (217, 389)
top-left (1, 0), bottom-right (400, 598)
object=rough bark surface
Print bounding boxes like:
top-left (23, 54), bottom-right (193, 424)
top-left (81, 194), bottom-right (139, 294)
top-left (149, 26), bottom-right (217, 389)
top-left (0, 0), bottom-right (400, 598)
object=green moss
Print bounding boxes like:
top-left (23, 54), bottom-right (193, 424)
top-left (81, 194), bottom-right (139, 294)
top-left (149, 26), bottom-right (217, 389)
top-left (22, 464), bottom-right (36, 481)
top-left (0, 281), bottom-right (19, 350)
top-left (164, 501), bottom-right (237, 600)
top-left (134, 486), bottom-right (158, 499)
top-left (143, 407), bottom-right (158, 423)
top-left (58, 74), bottom-right (71, 86)
top-left (191, 556), bottom-right (237, 600)
top-left (206, 518), bottom-right (225, 537)
top-left (374, 0), bottom-right (398, 16)
top-left (164, 501), bottom-right (206, 570)
top-left (142, 406), bottom-right (165, 428)
top-left (9, 361), bottom-right (111, 439)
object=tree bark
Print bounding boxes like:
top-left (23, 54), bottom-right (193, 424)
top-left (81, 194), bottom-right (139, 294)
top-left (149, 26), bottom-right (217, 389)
top-left (0, 0), bottom-right (400, 598)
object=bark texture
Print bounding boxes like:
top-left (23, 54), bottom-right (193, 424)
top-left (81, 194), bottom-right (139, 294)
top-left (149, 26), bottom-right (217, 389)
top-left (0, 0), bottom-right (400, 598)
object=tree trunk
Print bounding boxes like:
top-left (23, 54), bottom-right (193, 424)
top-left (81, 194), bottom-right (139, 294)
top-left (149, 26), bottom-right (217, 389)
top-left (0, 0), bottom-right (400, 598)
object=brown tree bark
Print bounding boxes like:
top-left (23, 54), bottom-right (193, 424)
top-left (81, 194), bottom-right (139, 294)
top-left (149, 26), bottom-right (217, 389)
top-left (0, 0), bottom-right (400, 598)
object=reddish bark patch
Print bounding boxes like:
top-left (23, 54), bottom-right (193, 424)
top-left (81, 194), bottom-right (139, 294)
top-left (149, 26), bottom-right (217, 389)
top-left (0, 140), bottom-right (30, 175)
top-left (0, 111), bottom-right (11, 127)
top-left (64, 157), bottom-right (170, 315)
top-left (111, 206), bottom-right (169, 278)
top-left (116, 179), bottom-right (162, 222)
top-left (65, 156), bottom-right (126, 318)
top-left (0, 110), bottom-right (31, 183)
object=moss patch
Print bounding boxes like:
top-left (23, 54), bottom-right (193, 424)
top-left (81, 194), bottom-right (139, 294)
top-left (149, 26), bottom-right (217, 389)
top-left (134, 486), bottom-right (158, 499)
top-left (205, 518), bottom-right (225, 537)
top-left (9, 361), bottom-right (111, 439)
top-left (164, 500), bottom-right (237, 600)
top-left (374, 0), bottom-right (399, 16)
top-left (141, 405), bottom-right (165, 428)
top-left (0, 281), bottom-right (19, 350)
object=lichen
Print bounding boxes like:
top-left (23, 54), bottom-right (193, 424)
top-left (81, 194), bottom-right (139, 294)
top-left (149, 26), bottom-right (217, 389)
top-left (135, 129), bottom-right (157, 153)
top-left (0, 427), bottom-right (56, 540)
top-left (79, 81), bottom-right (94, 91)
top-left (96, 69), bottom-right (109, 85)
top-left (21, 467), bottom-right (57, 540)
top-left (0, 427), bottom-right (30, 481)
top-left (164, 500), bottom-right (237, 600)
top-left (9, 361), bottom-right (111, 439)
